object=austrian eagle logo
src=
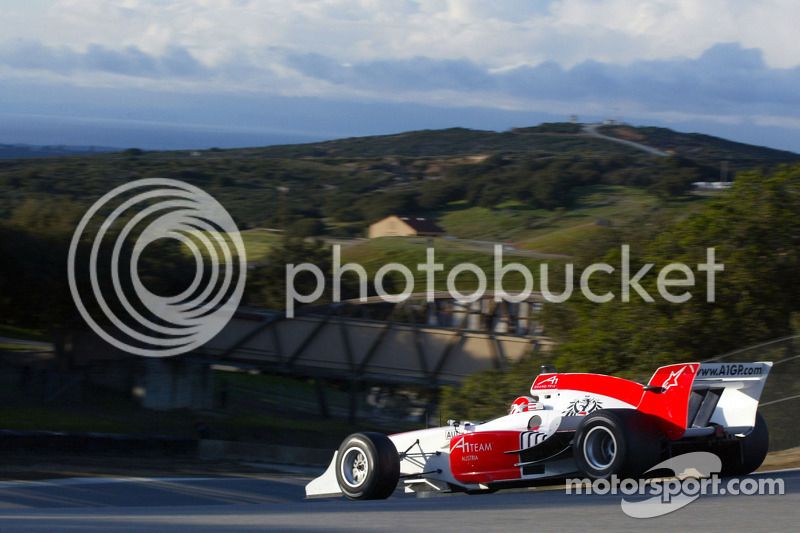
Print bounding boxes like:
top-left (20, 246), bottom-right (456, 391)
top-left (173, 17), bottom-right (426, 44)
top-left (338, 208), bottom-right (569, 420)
top-left (562, 396), bottom-right (603, 416)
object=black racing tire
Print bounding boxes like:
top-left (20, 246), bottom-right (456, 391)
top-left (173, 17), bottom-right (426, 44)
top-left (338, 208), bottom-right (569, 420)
top-left (335, 432), bottom-right (400, 500)
top-left (573, 409), bottom-right (663, 480)
top-left (718, 412), bottom-right (769, 477)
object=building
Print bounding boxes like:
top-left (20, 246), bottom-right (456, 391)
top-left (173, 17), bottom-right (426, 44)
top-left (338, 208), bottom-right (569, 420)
top-left (692, 181), bottom-right (733, 191)
top-left (368, 215), bottom-right (445, 238)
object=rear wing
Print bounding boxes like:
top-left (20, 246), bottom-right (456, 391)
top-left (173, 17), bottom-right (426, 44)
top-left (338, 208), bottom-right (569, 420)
top-left (637, 362), bottom-right (772, 439)
top-left (692, 362), bottom-right (772, 432)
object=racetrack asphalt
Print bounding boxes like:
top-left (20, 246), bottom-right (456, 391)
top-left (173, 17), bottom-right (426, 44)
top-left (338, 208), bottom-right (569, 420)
top-left (0, 470), bottom-right (796, 532)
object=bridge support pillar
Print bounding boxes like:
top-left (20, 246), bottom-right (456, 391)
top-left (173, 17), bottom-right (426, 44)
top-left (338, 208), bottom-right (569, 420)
top-left (314, 378), bottom-right (330, 419)
top-left (135, 358), bottom-right (214, 410)
top-left (348, 379), bottom-right (359, 424)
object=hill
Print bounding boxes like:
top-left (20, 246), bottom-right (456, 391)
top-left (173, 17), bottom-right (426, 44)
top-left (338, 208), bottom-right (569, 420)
top-left (234, 122), bottom-right (798, 165)
top-left (1, 121), bottom-right (798, 333)
top-left (597, 125), bottom-right (798, 170)
top-left (244, 123), bottom-right (630, 158)
top-left (0, 144), bottom-right (117, 159)
top-left (0, 122), bottom-right (796, 253)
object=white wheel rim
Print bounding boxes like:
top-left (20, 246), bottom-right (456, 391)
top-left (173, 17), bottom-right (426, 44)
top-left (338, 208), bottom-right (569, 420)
top-left (583, 426), bottom-right (617, 470)
top-left (341, 446), bottom-right (370, 488)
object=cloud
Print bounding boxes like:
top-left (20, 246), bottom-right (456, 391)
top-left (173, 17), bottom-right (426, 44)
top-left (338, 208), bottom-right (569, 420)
top-left (285, 43), bottom-right (800, 120)
top-left (2, 1), bottom-right (800, 151)
top-left (286, 53), bottom-right (494, 91)
top-left (3, 37), bottom-right (800, 136)
top-left (0, 40), bottom-right (208, 79)
top-left (5, 1), bottom-right (800, 69)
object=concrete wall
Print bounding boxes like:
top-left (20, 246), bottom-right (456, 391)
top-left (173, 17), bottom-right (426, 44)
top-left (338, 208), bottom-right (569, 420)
top-left (197, 440), bottom-right (331, 466)
top-left (136, 358), bottom-right (215, 410)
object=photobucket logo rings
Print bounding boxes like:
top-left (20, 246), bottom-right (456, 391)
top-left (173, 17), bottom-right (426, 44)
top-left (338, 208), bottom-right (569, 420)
top-left (67, 178), bottom-right (247, 357)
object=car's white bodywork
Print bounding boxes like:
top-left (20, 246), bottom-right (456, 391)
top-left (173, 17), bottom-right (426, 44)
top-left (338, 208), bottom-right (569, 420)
top-left (306, 361), bottom-right (772, 498)
top-left (307, 384), bottom-right (638, 497)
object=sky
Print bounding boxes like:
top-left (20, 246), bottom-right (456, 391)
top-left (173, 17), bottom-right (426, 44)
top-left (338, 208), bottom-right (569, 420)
top-left (1, 0), bottom-right (799, 151)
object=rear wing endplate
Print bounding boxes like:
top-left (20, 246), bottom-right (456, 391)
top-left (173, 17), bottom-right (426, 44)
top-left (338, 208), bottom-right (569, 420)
top-left (638, 362), bottom-right (772, 439)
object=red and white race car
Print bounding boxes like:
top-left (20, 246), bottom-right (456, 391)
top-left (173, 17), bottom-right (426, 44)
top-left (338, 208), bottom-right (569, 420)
top-left (306, 362), bottom-right (772, 499)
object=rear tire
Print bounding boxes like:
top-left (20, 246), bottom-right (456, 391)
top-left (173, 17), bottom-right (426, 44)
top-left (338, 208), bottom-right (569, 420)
top-left (335, 432), bottom-right (400, 500)
top-left (573, 409), bottom-right (662, 479)
top-left (718, 412), bottom-right (769, 476)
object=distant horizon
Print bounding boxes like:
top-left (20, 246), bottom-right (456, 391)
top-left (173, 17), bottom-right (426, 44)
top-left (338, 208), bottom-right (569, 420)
top-left (2, 113), bottom-right (799, 155)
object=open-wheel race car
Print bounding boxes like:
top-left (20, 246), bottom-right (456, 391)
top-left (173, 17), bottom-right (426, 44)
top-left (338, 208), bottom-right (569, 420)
top-left (306, 362), bottom-right (772, 499)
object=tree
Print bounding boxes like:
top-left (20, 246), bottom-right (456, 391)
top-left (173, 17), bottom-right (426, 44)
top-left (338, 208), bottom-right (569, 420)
top-left (546, 164), bottom-right (800, 374)
top-left (288, 218), bottom-right (325, 238)
top-left (247, 237), bottom-right (332, 311)
top-left (442, 164), bottom-right (800, 418)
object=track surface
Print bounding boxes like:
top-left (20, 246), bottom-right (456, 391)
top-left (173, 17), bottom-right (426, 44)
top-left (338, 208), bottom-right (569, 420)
top-left (0, 470), bottom-right (797, 532)
top-left (583, 123), bottom-right (669, 156)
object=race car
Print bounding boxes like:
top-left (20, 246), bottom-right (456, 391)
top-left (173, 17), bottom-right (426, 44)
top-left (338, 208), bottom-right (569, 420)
top-left (306, 361), bottom-right (772, 499)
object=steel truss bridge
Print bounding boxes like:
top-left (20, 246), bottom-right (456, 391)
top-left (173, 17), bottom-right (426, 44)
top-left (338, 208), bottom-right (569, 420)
top-left (200, 291), bottom-right (552, 388)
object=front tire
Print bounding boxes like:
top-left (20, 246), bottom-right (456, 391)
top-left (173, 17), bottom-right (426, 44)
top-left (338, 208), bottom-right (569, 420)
top-left (335, 432), bottom-right (400, 500)
top-left (573, 409), bottom-right (662, 479)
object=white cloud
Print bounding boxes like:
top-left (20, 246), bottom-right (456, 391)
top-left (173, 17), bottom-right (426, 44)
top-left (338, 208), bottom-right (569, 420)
top-left (2, 1), bottom-right (800, 149)
top-left (2, 0), bottom-right (798, 71)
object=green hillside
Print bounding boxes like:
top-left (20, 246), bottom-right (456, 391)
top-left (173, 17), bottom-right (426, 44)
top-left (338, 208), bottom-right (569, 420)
top-left (599, 125), bottom-right (799, 169)
top-left (2, 122), bottom-right (799, 352)
top-left (0, 122), bottom-right (796, 262)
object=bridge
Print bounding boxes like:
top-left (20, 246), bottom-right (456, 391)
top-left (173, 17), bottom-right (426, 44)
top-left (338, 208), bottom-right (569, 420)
top-left (69, 292), bottom-right (553, 417)
top-left (200, 291), bottom-right (551, 386)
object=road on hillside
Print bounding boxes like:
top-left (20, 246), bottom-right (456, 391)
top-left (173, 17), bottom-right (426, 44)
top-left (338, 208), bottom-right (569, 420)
top-left (321, 236), bottom-right (572, 260)
top-left (583, 123), bottom-right (668, 156)
top-left (0, 470), bottom-right (796, 532)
